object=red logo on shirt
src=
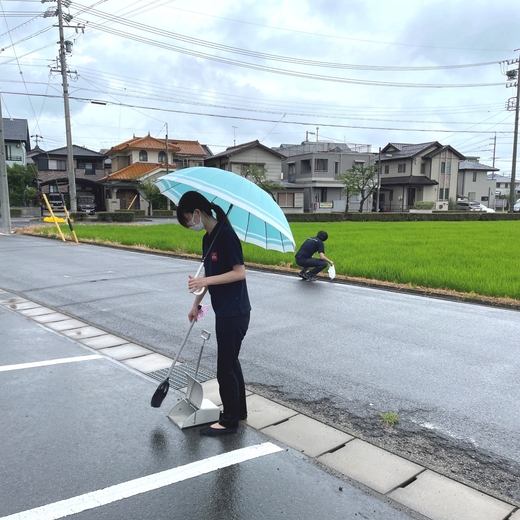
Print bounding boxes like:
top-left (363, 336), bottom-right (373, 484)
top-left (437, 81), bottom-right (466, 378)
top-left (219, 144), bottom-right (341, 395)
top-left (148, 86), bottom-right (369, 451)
top-left (211, 252), bottom-right (218, 261)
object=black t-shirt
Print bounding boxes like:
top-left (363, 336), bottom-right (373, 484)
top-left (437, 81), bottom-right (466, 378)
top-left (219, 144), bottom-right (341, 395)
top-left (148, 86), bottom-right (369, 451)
top-left (202, 222), bottom-right (251, 318)
top-left (295, 237), bottom-right (325, 260)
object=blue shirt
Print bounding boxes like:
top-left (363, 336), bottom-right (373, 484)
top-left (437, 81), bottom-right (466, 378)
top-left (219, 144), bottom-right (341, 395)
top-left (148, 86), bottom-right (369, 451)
top-left (202, 222), bottom-right (251, 318)
top-left (295, 236), bottom-right (325, 260)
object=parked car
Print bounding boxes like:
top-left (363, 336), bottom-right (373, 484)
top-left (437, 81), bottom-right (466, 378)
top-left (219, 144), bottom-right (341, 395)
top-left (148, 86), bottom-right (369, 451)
top-left (514, 201), bottom-right (520, 212)
top-left (46, 193), bottom-right (64, 211)
top-left (477, 203), bottom-right (495, 213)
top-left (456, 200), bottom-right (482, 211)
top-left (77, 196), bottom-right (96, 215)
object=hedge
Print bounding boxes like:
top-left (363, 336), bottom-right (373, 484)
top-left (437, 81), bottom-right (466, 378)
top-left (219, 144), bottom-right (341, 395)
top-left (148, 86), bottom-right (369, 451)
top-left (96, 212), bottom-right (135, 222)
top-left (9, 208), bottom-right (22, 217)
top-left (115, 209), bottom-right (145, 217)
top-left (69, 211), bottom-right (88, 221)
top-left (152, 209), bottom-right (174, 217)
top-left (286, 211), bottom-right (520, 223)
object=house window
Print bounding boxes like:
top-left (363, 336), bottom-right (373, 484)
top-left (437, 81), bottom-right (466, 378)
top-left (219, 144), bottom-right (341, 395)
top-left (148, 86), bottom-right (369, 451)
top-left (44, 159), bottom-right (66, 170)
top-left (472, 171), bottom-right (477, 182)
top-left (288, 163), bottom-right (296, 182)
top-left (158, 151), bottom-right (167, 163)
top-left (446, 162), bottom-right (451, 174)
top-left (139, 150), bottom-right (148, 162)
top-left (334, 162), bottom-right (339, 176)
top-left (314, 158), bottom-right (328, 172)
top-left (439, 188), bottom-right (444, 200)
top-left (173, 158), bottom-right (188, 169)
top-left (194, 161), bottom-right (203, 167)
top-left (384, 165), bottom-right (389, 174)
top-left (441, 162), bottom-right (445, 173)
top-left (420, 163), bottom-right (426, 175)
top-left (444, 188), bottom-right (449, 200)
top-left (301, 159), bottom-right (311, 173)
top-left (398, 163), bottom-right (406, 173)
top-left (354, 161), bottom-right (365, 167)
top-left (78, 161), bottom-right (95, 175)
top-left (278, 192), bottom-right (295, 207)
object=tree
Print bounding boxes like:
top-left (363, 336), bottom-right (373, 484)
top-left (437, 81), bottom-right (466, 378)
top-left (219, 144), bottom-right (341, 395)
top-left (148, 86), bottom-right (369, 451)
top-left (242, 164), bottom-right (284, 200)
top-left (140, 180), bottom-right (169, 215)
top-left (7, 164), bottom-right (39, 206)
top-left (338, 163), bottom-right (379, 214)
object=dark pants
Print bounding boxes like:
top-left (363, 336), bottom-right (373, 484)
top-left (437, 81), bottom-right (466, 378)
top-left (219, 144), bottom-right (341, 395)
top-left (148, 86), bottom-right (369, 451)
top-left (215, 313), bottom-right (250, 429)
top-left (295, 256), bottom-right (328, 276)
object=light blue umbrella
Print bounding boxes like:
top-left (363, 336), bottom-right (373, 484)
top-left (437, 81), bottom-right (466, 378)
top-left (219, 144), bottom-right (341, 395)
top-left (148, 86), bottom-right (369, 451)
top-left (155, 167), bottom-right (295, 253)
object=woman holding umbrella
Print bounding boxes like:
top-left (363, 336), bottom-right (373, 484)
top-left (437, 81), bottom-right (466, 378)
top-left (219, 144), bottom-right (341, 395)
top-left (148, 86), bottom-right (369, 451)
top-left (177, 191), bottom-right (251, 436)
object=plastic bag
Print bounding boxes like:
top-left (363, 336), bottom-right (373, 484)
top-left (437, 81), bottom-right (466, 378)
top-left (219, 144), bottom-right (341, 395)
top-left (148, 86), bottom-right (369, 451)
top-left (328, 264), bottom-right (336, 280)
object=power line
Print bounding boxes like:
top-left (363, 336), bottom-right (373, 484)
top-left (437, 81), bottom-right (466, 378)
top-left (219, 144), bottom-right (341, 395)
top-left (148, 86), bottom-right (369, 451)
top-left (1, 90), bottom-right (511, 135)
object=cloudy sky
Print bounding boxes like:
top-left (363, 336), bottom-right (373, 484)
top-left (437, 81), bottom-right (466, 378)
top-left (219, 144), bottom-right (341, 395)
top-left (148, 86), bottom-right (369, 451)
top-left (1, 0), bottom-right (519, 174)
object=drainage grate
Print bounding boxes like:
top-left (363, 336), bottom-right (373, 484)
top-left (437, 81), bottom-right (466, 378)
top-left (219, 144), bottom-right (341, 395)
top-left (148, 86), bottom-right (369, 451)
top-left (0, 291), bottom-right (18, 300)
top-left (147, 363), bottom-right (215, 390)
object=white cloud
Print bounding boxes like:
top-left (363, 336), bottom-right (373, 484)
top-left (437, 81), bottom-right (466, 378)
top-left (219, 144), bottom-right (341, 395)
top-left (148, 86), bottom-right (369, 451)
top-left (1, 0), bottom-right (519, 173)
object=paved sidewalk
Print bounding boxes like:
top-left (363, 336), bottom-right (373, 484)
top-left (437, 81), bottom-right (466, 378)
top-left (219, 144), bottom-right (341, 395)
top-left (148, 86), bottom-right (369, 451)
top-left (1, 288), bottom-right (517, 520)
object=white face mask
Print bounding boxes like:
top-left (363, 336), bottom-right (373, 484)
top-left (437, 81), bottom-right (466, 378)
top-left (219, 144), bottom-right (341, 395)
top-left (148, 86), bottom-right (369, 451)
top-left (187, 211), bottom-right (204, 232)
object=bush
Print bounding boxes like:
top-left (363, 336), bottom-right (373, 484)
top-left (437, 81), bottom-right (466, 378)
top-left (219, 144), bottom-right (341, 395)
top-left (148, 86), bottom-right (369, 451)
top-left (286, 213), bottom-right (344, 222)
top-left (152, 209), bottom-right (174, 217)
top-left (115, 209), bottom-right (145, 217)
top-left (111, 212), bottom-right (135, 222)
top-left (95, 212), bottom-right (135, 222)
top-left (411, 201), bottom-right (435, 210)
top-left (69, 211), bottom-right (88, 221)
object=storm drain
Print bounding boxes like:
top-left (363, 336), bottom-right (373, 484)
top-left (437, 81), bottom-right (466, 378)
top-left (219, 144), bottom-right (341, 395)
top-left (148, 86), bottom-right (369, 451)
top-left (147, 363), bottom-right (215, 390)
top-left (0, 291), bottom-right (18, 300)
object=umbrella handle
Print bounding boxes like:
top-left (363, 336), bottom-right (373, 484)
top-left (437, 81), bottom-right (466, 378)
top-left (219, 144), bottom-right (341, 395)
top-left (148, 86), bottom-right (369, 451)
top-left (192, 262), bottom-right (205, 296)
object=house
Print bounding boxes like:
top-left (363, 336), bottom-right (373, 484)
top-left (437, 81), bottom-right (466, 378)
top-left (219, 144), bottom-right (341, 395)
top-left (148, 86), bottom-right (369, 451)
top-left (376, 142), bottom-right (465, 211)
top-left (2, 118), bottom-right (31, 166)
top-left (102, 134), bottom-right (207, 212)
top-left (490, 173), bottom-right (520, 208)
top-left (31, 145), bottom-right (107, 210)
top-left (274, 141), bottom-right (374, 213)
top-left (457, 159), bottom-right (499, 207)
top-left (205, 140), bottom-right (303, 214)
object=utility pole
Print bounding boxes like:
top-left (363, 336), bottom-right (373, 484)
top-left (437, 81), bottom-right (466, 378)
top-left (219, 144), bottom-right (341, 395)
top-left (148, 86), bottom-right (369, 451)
top-left (43, 0), bottom-right (84, 212)
top-left (503, 51), bottom-right (520, 213)
top-left (0, 94), bottom-right (12, 234)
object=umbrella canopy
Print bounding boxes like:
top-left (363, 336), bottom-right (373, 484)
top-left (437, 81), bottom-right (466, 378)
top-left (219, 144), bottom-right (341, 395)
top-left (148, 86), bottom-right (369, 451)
top-left (155, 167), bottom-right (295, 253)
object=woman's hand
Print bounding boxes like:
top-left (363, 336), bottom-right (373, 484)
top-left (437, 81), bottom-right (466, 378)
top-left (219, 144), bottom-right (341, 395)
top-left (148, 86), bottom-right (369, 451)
top-left (188, 275), bottom-right (207, 294)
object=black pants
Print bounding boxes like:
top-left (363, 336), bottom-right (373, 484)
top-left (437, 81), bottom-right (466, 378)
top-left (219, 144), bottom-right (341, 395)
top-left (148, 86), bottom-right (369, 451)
top-left (215, 313), bottom-right (250, 429)
top-left (295, 256), bottom-right (328, 276)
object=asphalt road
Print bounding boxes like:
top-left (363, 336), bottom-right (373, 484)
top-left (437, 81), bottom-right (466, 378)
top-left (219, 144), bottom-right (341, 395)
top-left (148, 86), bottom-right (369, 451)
top-left (1, 303), bottom-right (415, 520)
top-left (1, 230), bottom-right (519, 505)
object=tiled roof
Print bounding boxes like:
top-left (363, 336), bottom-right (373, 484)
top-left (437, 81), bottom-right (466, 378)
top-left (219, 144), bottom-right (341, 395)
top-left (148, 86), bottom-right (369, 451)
top-left (209, 139), bottom-right (286, 160)
top-left (169, 139), bottom-right (207, 156)
top-left (2, 118), bottom-right (30, 146)
top-left (102, 162), bottom-right (164, 181)
top-left (459, 160), bottom-right (499, 171)
top-left (107, 134), bottom-right (206, 156)
top-left (381, 175), bottom-right (438, 186)
top-left (381, 142), bottom-right (438, 159)
top-left (36, 145), bottom-right (105, 157)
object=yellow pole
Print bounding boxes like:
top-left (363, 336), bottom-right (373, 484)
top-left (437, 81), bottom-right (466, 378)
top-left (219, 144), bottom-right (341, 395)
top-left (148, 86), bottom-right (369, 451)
top-left (42, 194), bottom-right (66, 242)
top-left (127, 194), bottom-right (138, 210)
top-left (62, 202), bottom-right (79, 244)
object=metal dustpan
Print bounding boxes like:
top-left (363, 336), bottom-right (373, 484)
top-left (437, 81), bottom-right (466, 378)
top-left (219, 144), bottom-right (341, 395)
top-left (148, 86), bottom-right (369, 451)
top-left (168, 330), bottom-right (220, 429)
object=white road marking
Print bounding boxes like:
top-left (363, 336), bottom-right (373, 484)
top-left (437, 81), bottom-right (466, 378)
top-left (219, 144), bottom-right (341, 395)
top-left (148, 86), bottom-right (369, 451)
top-left (1, 442), bottom-right (283, 520)
top-left (0, 355), bottom-right (102, 372)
